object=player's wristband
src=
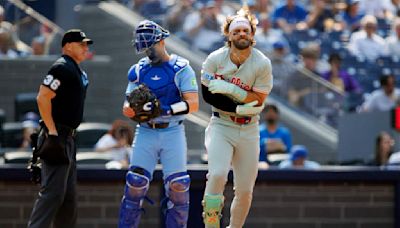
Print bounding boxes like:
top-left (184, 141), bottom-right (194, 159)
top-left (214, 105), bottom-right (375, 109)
top-left (170, 101), bottom-right (189, 115)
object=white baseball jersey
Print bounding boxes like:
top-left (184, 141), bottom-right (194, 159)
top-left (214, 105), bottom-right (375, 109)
top-left (201, 46), bottom-right (274, 116)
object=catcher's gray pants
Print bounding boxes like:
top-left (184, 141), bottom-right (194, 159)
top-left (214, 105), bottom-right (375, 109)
top-left (27, 135), bottom-right (77, 228)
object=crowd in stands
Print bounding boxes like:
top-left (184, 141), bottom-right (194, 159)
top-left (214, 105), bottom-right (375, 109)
top-left (121, 0), bottom-right (400, 127)
top-left (0, 3), bottom-right (60, 58)
top-left (2, 0), bottom-right (400, 168)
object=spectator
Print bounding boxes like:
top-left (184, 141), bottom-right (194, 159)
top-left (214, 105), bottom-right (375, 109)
top-left (30, 35), bottom-right (46, 56)
top-left (338, 0), bottom-right (364, 32)
top-left (243, 0), bottom-right (270, 19)
top-left (388, 150), bottom-right (400, 166)
top-left (19, 112), bottom-right (40, 151)
top-left (94, 119), bottom-right (133, 169)
top-left (165, 0), bottom-right (194, 34)
top-left (279, 145), bottom-right (321, 169)
top-left (0, 28), bottom-right (18, 58)
top-left (287, 45), bottom-right (320, 107)
top-left (358, 0), bottom-right (391, 19)
top-left (269, 41), bottom-right (296, 96)
top-left (254, 13), bottom-right (289, 55)
top-left (361, 74), bottom-right (400, 112)
top-left (384, 17), bottom-right (400, 58)
top-left (368, 131), bottom-right (394, 166)
top-left (348, 14), bottom-right (385, 62)
top-left (385, 0), bottom-right (400, 19)
top-left (321, 53), bottom-right (361, 94)
top-left (182, 0), bottom-right (224, 53)
top-left (306, 0), bottom-right (340, 32)
top-left (272, 0), bottom-right (309, 34)
top-left (259, 104), bottom-right (292, 165)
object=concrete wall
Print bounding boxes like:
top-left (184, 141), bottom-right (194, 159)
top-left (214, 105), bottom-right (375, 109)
top-left (0, 56), bottom-right (129, 123)
top-left (0, 167), bottom-right (397, 228)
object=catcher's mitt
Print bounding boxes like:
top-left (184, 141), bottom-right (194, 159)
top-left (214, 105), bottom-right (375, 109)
top-left (128, 84), bottom-right (162, 122)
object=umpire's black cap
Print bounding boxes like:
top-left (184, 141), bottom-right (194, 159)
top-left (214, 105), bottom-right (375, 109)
top-left (62, 29), bottom-right (93, 47)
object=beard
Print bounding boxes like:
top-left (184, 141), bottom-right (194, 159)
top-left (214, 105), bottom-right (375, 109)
top-left (232, 38), bottom-right (251, 50)
top-left (146, 47), bottom-right (163, 65)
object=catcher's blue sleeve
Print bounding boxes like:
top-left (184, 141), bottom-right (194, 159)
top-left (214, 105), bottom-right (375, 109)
top-left (175, 65), bottom-right (198, 93)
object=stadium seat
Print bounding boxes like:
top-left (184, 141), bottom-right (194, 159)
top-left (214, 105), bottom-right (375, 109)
top-left (14, 93), bottom-right (39, 122)
top-left (3, 151), bottom-right (31, 164)
top-left (76, 151), bottom-right (112, 165)
top-left (1, 122), bottom-right (24, 148)
top-left (75, 122), bottom-right (111, 149)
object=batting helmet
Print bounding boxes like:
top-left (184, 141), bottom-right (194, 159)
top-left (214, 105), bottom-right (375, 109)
top-left (134, 20), bottom-right (170, 53)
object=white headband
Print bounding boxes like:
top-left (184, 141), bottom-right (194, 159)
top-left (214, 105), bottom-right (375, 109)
top-left (228, 17), bottom-right (251, 32)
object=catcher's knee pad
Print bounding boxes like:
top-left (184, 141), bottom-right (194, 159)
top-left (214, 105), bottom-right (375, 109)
top-left (119, 166), bottom-right (151, 228)
top-left (202, 194), bottom-right (224, 228)
top-left (164, 172), bottom-right (190, 228)
top-left (165, 172), bottom-right (190, 205)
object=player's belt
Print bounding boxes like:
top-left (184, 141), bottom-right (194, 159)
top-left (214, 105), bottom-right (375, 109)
top-left (145, 120), bottom-right (183, 129)
top-left (212, 112), bottom-right (252, 125)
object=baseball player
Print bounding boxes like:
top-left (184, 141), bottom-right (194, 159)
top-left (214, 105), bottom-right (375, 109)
top-left (201, 8), bottom-right (273, 228)
top-left (118, 20), bottom-right (199, 228)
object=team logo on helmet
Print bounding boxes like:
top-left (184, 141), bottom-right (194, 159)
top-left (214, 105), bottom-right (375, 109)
top-left (134, 20), bottom-right (170, 53)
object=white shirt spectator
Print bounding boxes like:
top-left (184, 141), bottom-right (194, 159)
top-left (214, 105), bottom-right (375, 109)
top-left (95, 134), bottom-right (130, 162)
top-left (361, 88), bottom-right (400, 112)
top-left (384, 18), bottom-right (400, 57)
top-left (358, 0), bottom-right (391, 18)
top-left (348, 30), bottom-right (385, 62)
top-left (183, 11), bottom-right (224, 52)
top-left (388, 152), bottom-right (400, 165)
top-left (385, 35), bottom-right (400, 58)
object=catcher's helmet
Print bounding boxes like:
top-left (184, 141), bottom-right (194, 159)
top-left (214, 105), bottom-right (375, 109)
top-left (134, 20), bottom-right (170, 53)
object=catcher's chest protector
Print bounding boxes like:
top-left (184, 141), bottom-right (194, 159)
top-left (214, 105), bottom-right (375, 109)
top-left (136, 55), bottom-right (186, 107)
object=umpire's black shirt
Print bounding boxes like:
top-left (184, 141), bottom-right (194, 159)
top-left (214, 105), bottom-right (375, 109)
top-left (41, 55), bottom-right (88, 129)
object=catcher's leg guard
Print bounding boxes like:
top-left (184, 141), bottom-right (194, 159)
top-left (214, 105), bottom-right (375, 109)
top-left (202, 194), bottom-right (224, 228)
top-left (118, 166), bottom-right (151, 228)
top-left (164, 172), bottom-right (190, 228)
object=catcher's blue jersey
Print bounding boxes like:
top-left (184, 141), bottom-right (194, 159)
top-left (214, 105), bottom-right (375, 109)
top-left (126, 54), bottom-right (197, 123)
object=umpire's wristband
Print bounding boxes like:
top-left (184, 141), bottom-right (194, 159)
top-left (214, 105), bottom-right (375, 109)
top-left (170, 101), bottom-right (189, 115)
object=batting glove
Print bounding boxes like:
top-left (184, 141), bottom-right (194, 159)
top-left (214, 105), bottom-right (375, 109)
top-left (208, 79), bottom-right (247, 102)
top-left (236, 100), bottom-right (265, 116)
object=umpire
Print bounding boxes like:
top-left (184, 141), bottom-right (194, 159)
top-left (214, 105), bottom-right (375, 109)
top-left (28, 29), bottom-right (93, 228)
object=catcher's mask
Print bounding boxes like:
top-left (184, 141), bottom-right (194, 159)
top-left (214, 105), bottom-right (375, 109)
top-left (134, 20), bottom-right (170, 53)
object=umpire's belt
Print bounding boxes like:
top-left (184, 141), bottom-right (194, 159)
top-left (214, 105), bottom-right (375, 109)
top-left (55, 124), bottom-right (77, 137)
top-left (212, 112), bottom-right (252, 125)
top-left (144, 120), bottom-right (183, 129)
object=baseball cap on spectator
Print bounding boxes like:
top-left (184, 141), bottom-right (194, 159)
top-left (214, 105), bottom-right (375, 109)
top-left (273, 41), bottom-right (285, 49)
top-left (290, 145), bottom-right (308, 161)
top-left (62, 29), bottom-right (93, 47)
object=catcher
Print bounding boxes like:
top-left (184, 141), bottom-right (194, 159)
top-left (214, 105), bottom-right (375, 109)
top-left (119, 20), bottom-right (199, 228)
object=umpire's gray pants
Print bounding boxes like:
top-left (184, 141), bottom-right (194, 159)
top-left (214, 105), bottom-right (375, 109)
top-left (27, 136), bottom-right (77, 228)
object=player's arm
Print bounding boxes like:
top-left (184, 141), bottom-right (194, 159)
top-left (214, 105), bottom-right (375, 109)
top-left (201, 84), bottom-right (237, 112)
top-left (37, 85), bottom-right (57, 135)
top-left (123, 65), bottom-right (139, 118)
top-left (181, 92), bottom-right (199, 114)
top-left (171, 64), bottom-right (199, 115)
top-left (122, 81), bottom-right (137, 118)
